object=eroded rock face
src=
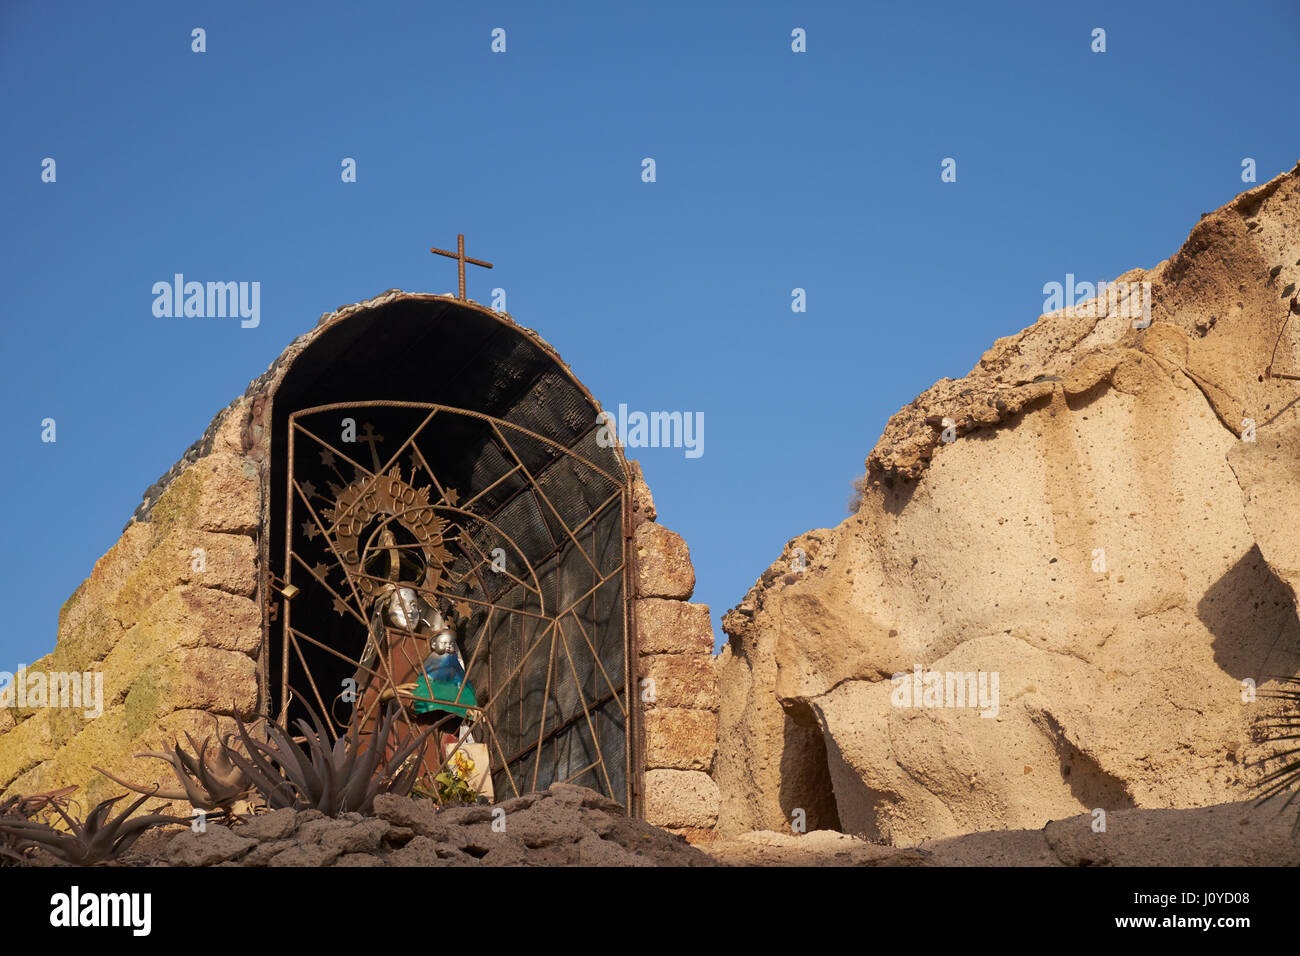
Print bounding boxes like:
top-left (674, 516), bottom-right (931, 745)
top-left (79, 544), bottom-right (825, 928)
top-left (717, 162), bottom-right (1300, 845)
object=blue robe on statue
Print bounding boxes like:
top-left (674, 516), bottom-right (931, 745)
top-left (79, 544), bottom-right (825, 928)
top-left (413, 651), bottom-right (477, 718)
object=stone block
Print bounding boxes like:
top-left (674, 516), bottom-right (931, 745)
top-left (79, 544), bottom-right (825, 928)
top-left (77, 709), bottom-right (241, 810)
top-left (3, 653), bottom-right (56, 724)
top-left (56, 523), bottom-right (154, 651)
top-left (211, 397), bottom-right (252, 458)
top-left (101, 587), bottom-right (260, 707)
top-left (150, 451), bottom-right (259, 537)
top-left (0, 709), bottom-right (53, 789)
top-left (124, 647), bottom-right (257, 739)
top-left (639, 654), bottom-right (717, 710)
top-left (50, 601), bottom-right (124, 682)
top-left (633, 523), bottom-right (695, 599)
top-left (643, 769), bottom-right (720, 829)
top-left (2, 760), bottom-right (57, 800)
top-left (643, 708), bottom-right (717, 771)
top-left (627, 459), bottom-right (656, 525)
top-left (635, 599), bottom-right (714, 655)
top-left (110, 530), bottom-right (257, 634)
top-left (44, 666), bottom-right (106, 745)
top-left (36, 705), bottom-right (132, 795)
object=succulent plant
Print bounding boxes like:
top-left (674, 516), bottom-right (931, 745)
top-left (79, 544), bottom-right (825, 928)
top-left (93, 724), bottom-right (252, 816)
top-left (0, 791), bottom-right (185, 866)
top-left (0, 786), bottom-right (77, 864)
top-left (225, 702), bottom-right (430, 816)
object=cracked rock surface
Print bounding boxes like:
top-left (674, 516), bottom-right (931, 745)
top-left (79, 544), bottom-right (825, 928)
top-left (717, 162), bottom-right (1300, 845)
top-left (92, 784), bottom-right (714, 867)
top-left (31, 785), bottom-right (1291, 868)
top-left (704, 798), bottom-right (1299, 866)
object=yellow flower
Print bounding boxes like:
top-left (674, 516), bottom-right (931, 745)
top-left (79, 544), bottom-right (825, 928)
top-left (451, 750), bottom-right (475, 780)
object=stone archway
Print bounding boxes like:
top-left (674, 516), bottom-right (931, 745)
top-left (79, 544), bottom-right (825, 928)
top-left (0, 290), bottom-right (721, 833)
top-left (263, 294), bottom-right (637, 808)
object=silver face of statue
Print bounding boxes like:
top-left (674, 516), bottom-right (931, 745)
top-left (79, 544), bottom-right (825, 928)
top-left (384, 587), bottom-right (436, 632)
top-left (387, 588), bottom-right (424, 630)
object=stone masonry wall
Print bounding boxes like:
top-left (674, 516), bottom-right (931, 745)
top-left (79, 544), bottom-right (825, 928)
top-left (0, 412), bottom-right (725, 828)
top-left (0, 289), bottom-right (725, 828)
top-left (628, 462), bottom-right (722, 834)
top-left (0, 398), bottom-right (264, 809)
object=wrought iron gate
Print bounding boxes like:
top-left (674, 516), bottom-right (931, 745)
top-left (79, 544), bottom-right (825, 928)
top-left (275, 400), bottom-right (633, 806)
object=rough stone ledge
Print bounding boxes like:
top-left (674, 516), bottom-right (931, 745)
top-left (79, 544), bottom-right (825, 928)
top-left (704, 798), bottom-right (1300, 866)
top-left (18, 782), bottom-right (719, 868)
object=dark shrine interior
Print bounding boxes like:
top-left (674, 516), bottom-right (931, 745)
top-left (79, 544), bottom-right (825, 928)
top-left (265, 297), bottom-right (632, 802)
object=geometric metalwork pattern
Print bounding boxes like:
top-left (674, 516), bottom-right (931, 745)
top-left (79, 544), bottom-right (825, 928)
top-left (278, 400), bottom-right (631, 806)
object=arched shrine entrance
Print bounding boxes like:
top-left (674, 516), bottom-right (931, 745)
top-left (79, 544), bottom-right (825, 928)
top-left (264, 295), bottom-right (636, 810)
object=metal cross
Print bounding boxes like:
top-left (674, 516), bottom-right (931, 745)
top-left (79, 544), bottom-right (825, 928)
top-left (430, 233), bottom-right (493, 301)
top-left (358, 422), bottom-right (385, 471)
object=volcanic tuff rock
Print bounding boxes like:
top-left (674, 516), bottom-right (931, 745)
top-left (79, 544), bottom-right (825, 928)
top-left (716, 162), bottom-right (1300, 845)
top-left (22, 783), bottom-right (1290, 867)
top-left (703, 798), bottom-right (1300, 866)
top-left (119, 783), bottom-right (714, 868)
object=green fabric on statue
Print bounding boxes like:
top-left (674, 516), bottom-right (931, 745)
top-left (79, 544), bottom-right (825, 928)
top-left (413, 675), bottom-right (477, 717)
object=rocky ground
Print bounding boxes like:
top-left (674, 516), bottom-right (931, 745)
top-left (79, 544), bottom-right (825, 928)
top-left (121, 783), bottom-right (713, 868)
top-left (11, 783), bottom-right (1296, 867)
top-left (707, 798), bottom-right (1300, 866)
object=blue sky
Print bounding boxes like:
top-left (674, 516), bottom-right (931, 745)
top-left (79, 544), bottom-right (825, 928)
top-left (1, 0), bottom-right (1297, 666)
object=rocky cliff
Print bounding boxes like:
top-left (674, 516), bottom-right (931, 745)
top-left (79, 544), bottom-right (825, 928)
top-left (717, 162), bottom-right (1300, 845)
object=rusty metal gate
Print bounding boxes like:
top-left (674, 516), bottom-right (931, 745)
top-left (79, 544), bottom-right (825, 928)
top-left (274, 400), bottom-right (633, 807)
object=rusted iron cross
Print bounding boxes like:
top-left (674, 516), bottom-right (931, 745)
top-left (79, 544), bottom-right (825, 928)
top-left (359, 422), bottom-right (384, 471)
top-left (430, 233), bottom-right (493, 301)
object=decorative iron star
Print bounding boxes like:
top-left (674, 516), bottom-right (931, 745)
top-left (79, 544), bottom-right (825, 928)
top-left (332, 595), bottom-right (350, 617)
top-left (319, 450), bottom-right (336, 467)
top-left (301, 521), bottom-right (320, 541)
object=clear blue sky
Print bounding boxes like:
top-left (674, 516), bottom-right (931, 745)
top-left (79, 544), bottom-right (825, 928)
top-left (1, 0), bottom-right (1297, 666)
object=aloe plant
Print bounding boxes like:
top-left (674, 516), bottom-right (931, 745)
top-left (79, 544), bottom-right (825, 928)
top-left (0, 792), bottom-right (185, 865)
top-left (0, 786), bottom-right (78, 864)
top-left (93, 726), bottom-right (251, 815)
top-left (225, 703), bottom-right (429, 816)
